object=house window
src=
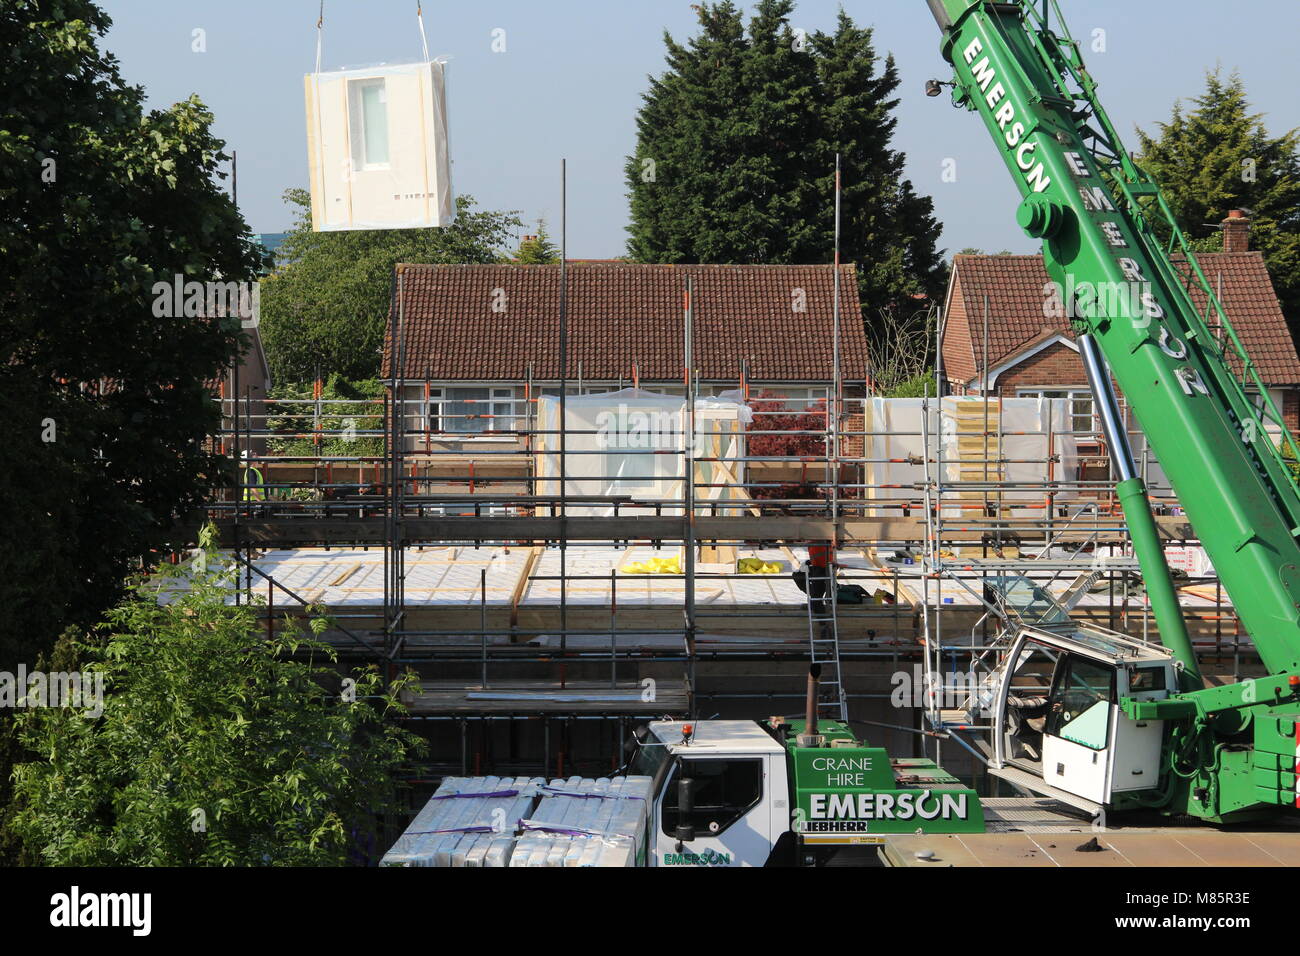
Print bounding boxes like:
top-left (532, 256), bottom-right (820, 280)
top-left (758, 386), bottom-right (827, 408)
top-left (1018, 388), bottom-right (1095, 436)
top-left (349, 79), bottom-right (390, 168)
top-left (605, 406), bottom-right (674, 492)
top-left (424, 386), bottom-right (517, 434)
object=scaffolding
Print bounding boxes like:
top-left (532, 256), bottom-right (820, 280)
top-left (205, 275), bottom-right (1256, 785)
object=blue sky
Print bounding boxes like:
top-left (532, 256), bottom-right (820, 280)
top-left (98, 0), bottom-right (1299, 259)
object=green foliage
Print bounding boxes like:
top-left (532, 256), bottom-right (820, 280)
top-left (259, 189), bottom-right (522, 381)
top-left (884, 371), bottom-right (936, 398)
top-left (9, 532), bottom-right (424, 866)
top-left (1136, 69), bottom-right (1300, 333)
top-left (513, 220), bottom-right (561, 264)
top-left (0, 0), bottom-right (263, 671)
top-left (266, 374), bottom-right (386, 460)
top-left (625, 0), bottom-right (946, 307)
top-left (1280, 436), bottom-right (1300, 483)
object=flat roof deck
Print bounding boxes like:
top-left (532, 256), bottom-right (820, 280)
top-left (171, 545), bottom-right (1227, 613)
top-left (881, 826), bottom-right (1300, 867)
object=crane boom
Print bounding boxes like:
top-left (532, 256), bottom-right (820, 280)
top-left (929, 0), bottom-right (1300, 679)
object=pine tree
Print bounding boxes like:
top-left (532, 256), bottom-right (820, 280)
top-left (625, 1), bottom-right (945, 307)
top-left (514, 220), bottom-right (562, 264)
top-left (1136, 69), bottom-right (1300, 333)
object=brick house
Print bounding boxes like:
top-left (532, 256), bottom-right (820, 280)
top-left (941, 214), bottom-right (1300, 441)
top-left (382, 262), bottom-right (871, 463)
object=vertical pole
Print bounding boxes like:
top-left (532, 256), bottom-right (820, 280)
top-left (559, 158), bottom-right (568, 677)
top-left (480, 567), bottom-right (488, 688)
top-left (831, 154), bottom-right (842, 545)
top-left (232, 315), bottom-right (241, 607)
top-left (526, 361), bottom-right (534, 501)
top-left (982, 294), bottom-right (990, 528)
top-left (610, 568), bottom-right (617, 688)
top-left (684, 275), bottom-right (697, 718)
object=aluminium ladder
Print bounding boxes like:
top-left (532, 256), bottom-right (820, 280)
top-left (805, 559), bottom-right (848, 722)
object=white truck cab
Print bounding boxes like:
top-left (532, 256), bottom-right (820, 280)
top-left (637, 720), bottom-right (791, 867)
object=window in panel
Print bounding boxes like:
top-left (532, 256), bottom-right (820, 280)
top-left (349, 79), bottom-right (390, 169)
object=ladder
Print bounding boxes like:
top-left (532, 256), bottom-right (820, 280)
top-left (805, 561), bottom-right (848, 722)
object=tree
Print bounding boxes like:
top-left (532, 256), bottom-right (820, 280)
top-left (513, 220), bottom-right (561, 264)
top-left (1136, 69), bottom-right (1300, 334)
top-left (747, 390), bottom-right (827, 500)
top-left (9, 530), bottom-right (423, 866)
top-left (266, 374), bottom-right (386, 463)
top-left (869, 304), bottom-right (937, 395)
top-left (625, 1), bottom-right (946, 307)
top-left (0, 2), bottom-right (262, 676)
top-left (258, 189), bottom-right (522, 382)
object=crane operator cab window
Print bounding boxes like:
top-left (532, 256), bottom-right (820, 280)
top-left (1045, 655), bottom-right (1116, 751)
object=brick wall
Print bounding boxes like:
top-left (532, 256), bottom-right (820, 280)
top-left (994, 341), bottom-right (1087, 397)
top-left (941, 273), bottom-right (977, 383)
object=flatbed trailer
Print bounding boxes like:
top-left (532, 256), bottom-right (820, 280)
top-left (881, 825), bottom-right (1300, 867)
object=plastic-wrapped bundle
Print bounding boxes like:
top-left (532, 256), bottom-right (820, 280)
top-left (304, 61), bottom-right (455, 231)
top-left (380, 775), bottom-right (539, 866)
top-left (509, 775), bottom-right (653, 867)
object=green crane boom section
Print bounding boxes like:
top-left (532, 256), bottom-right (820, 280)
top-left (928, 0), bottom-right (1300, 680)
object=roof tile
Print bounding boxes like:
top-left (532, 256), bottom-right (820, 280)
top-left (382, 263), bottom-right (869, 383)
top-left (947, 252), bottom-right (1300, 384)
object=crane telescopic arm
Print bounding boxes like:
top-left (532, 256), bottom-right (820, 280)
top-left (928, 0), bottom-right (1300, 681)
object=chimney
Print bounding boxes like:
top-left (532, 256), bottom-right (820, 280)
top-left (1222, 209), bottom-right (1250, 253)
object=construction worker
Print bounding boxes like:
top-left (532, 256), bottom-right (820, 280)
top-left (793, 541), bottom-right (835, 622)
top-left (240, 451), bottom-right (265, 506)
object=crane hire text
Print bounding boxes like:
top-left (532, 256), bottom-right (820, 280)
top-left (961, 36), bottom-right (1051, 194)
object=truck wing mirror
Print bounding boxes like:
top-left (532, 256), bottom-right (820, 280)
top-left (675, 776), bottom-right (696, 843)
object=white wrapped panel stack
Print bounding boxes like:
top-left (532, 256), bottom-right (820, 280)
top-left (380, 775), bottom-right (539, 867)
top-left (305, 60), bottom-right (454, 231)
top-left (510, 775), bottom-right (653, 868)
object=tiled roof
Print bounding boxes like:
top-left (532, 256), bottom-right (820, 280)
top-left (382, 263), bottom-right (869, 382)
top-left (947, 252), bottom-right (1300, 385)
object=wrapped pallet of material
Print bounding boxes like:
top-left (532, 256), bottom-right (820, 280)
top-left (305, 60), bottom-right (454, 231)
top-left (534, 388), bottom-right (750, 517)
top-left (863, 396), bottom-right (1079, 519)
top-left (380, 775), bottom-right (539, 867)
top-left (509, 775), bottom-right (653, 867)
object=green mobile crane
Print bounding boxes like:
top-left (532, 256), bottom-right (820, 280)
top-left (927, 0), bottom-right (1300, 823)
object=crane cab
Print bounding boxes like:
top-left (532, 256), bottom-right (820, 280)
top-left (982, 577), bottom-right (1178, 813)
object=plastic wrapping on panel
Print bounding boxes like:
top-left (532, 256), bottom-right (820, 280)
top-left (534, 388), bottom-right (750, 517)
top-left (383, 774), bottom-right (653, 867)
top-left (380, 775), bottom-right (539, 866)
top-left (305, 60), bottom-right (454, 231)
top-left (510, 775), bottom-right (653, 867)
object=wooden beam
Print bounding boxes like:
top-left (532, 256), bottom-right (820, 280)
top-left (205, 514), bottom-right (1197, 548)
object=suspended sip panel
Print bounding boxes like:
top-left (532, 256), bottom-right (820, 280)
top-left (304, 60), bottom-right (454, 231)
